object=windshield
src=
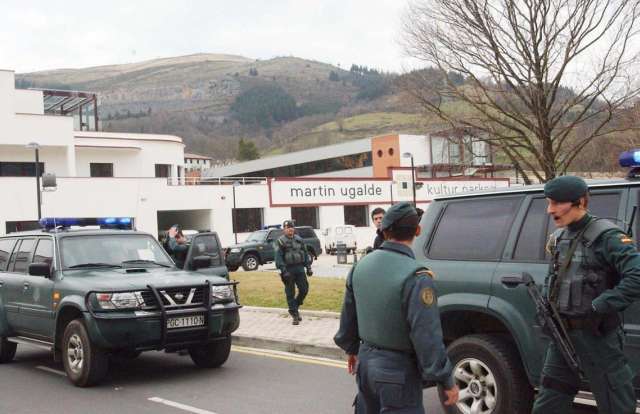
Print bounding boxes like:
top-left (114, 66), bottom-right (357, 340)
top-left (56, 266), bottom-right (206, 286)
top-left (245, 231), bottom-right (267, 243)
top-left (61, 234), bottom-right (173, 269)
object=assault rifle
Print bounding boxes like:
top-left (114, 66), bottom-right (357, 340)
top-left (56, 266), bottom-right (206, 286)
top-left (501, 272), bottom-right (582, 376)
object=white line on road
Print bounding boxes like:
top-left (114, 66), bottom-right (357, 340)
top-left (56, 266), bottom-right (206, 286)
top-left (36, 366), bottom-right (66, 376)
top-left (231, 345), bottom-right (347, 369)
top-left (148, 397), bottom-right (219, 414)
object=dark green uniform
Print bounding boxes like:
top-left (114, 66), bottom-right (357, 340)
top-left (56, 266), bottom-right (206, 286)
top-left (334, 202), bottom-right (453, 413)
top-left (168, 237), bottom-right (188, 269)
top-left (533, 176), bottom-right (640, 414)
top-left (275, 233), bottom-right (311, 321)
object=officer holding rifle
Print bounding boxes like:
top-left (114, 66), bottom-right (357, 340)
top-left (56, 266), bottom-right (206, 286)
top-left (532, 176), bottom-right (640, 414)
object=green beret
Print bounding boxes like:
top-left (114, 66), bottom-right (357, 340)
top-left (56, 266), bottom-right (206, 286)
top-left (544, 176), bottom-right (588, 202)
top-left (283, 220), bottom-right (295, 228)
top-left (380, 202), bottom-right (418, 231)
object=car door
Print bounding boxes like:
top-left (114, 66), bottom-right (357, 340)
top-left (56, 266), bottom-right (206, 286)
top-left (0, 238), bottom-right (18, 336)
top-left (623, 186), bottom-right (640, 389)
top-left (4, 238), bottom-right (36, 333)
top-left (263, 229), bottom-right (283, 262)
top-left (20, 237), bottom-right (55, 340)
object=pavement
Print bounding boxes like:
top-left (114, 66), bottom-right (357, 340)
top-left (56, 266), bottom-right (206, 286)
top-left (232, 306), bottom-right (344, 360)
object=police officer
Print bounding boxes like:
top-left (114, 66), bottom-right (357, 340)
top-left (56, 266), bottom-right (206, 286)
top-left (167, 224), bottom-right (189, 269)
top-left (370, 207), bottom-right (385, 251)
top-left (533, 176), bottom-right (640, 414)
top-left (275, 220), bottom-right (312, 325)
top-left (334, 202), bottom-right (459, 413)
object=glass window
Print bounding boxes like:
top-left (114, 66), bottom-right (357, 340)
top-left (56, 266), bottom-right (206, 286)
top-left (514, 198), bottom-right (548, 261)
top-left (33, 239), bottom-right (53, 266)
top-left (295, 227), bottom-right (316, 238)
top-left (232, 208), bottom-right (263, 233)
top-left (0, 239), bottom-right (17, 271)
top-left (428, 197), bottom-right (522, 260)
top-left (155, 164), bottom-right (171, 178)
top-left (267, 229), bottom-right (283, 241)
top-left (191, 235), bottom-right (222, 266)
top-left (344, 205), bottom-right (369, 227)
top-left (0, 162), bottom-right (45, 177)
top-left (589, 193), bottom-right (621, 221)
top-left (11, 239), bottom-right (36, 273)
top-left (5, 221), bottom-right (40, 234)
top-left (90, 163), bottom-right (113, 177)
top-left (292, 207), bottom-right (319, 228)
top-left (245, 231), bottom-right (267, 242)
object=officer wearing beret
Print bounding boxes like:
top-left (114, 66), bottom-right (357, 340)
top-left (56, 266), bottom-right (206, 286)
top-left (533, 176), bottom-right (640, 414)
top-left (334, 202), bottom-right (459, 413)
top-left (275, 220), bottom-right (312, 325)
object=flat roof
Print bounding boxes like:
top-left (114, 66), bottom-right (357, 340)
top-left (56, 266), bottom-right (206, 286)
top-left (74, 131), bottom-right (183, 144)
top-left (185, 153), bottom-right (212, 160)
top-left (204, 138), bottom-right (372, 177)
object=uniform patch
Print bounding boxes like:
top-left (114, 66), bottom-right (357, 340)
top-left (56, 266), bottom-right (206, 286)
top-left (620, 234), bottom-right (634, 244)
top-left (421, 288), bottom-right (435, 307)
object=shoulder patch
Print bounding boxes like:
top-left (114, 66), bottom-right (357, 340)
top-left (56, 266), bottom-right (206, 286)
top-left (420, 288), bottom-right (435, 307)
top-left (416, 269), bottom-right (435, 279)
top-left (620, 234), bottom-right (634, 244)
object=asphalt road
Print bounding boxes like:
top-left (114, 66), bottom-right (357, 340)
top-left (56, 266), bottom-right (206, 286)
top-left (0, 344), bottom-right (599, 414)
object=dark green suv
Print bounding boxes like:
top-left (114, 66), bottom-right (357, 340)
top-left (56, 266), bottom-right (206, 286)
top-left (225, 226), bottom-right (321, 271)
top-left (415, 179), bottom-right (640, 413)
top-left (0, 226), bottom-right (240, 387)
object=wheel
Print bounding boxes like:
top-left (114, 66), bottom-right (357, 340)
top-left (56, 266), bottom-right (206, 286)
top-left (241, 254), bottom-right (259, 271)
top-left (62, 319), bottom-right (109, 387)
top-left (440, 334), bottom-right (533, 414)
top-left (189, 336), bottom-right (231, 368)
top-left (0, 337), bottom-right (17, 363)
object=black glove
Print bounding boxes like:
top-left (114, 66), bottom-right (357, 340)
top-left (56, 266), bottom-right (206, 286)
top-left (306, 267), bottom-right (313, 276)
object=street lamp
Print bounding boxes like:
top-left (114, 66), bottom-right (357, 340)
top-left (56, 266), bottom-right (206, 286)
top-left (232, 181), bottom-right (241, 244)
top-left (403, 152), bottom-right (416, 207)
top-left (26, 142), bottom-right (42, 220)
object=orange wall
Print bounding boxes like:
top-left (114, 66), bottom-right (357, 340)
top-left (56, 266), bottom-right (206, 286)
top-left (372, 134), bottom-right (400, 177)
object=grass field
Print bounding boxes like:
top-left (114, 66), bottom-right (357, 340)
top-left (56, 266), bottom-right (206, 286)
top-left (231, 271), bottom-right (346, 313)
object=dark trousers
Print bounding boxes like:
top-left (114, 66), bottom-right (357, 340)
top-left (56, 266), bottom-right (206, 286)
top-left (283, 268), bottom-right (308, 312)
top-left (355, 343), bottom-right (424, 413)
top-left (532, 327), bottom-right (636, 414)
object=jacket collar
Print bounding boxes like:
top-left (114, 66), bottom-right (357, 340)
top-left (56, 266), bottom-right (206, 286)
top-left (380, 241), bottom-right (415, 259)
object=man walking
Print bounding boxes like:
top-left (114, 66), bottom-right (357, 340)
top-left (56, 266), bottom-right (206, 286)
top-left (532, 176), bottom-right (640, 414)
top-left (334, 202), bottom-right (458, 413)
top-left (275, 220), bottom-right (312, 325)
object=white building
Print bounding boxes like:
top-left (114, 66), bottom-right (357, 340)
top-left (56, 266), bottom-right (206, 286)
top-left (1, 68), bottom-right (509, 249)
top-left (184, 153), bottom-right (213, 172)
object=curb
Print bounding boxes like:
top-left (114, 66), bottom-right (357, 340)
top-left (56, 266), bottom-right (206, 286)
top-left (231, 334), bottom-right (345, 361)
top-left (241, 305), bottom-right (341, 319)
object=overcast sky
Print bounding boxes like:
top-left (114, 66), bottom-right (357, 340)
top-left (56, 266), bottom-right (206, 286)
top-left (1, 0), bottom-right (417, 74)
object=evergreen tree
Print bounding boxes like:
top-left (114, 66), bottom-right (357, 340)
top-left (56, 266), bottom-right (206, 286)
top-left (237, 138), bottom-right (260, 161)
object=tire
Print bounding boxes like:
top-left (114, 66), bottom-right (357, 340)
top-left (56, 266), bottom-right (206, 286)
top-left (62, 319), bottom-right (109, 387)
top-left (189, 336), bottom-right (231, 368)
top-left (0, 337), bottom-right (17, 363)
top-left (241, 254), bottom-right (259, 271)
top-left (440, 334), bottom-right (533, 414)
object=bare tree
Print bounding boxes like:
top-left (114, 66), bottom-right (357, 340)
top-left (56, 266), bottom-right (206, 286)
top-left (402, 0), bottom-right (640, 183)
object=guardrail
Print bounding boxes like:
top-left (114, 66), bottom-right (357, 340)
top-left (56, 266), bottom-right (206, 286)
top-left (166, 177), bottom-right (268, 186)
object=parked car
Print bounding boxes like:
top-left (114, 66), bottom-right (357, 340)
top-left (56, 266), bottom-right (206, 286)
top-left (225, 226), bottom-right (321, 271)
top-left (0, 219), bottom-right (240, 387)
top-left (323, 225), bottom-right (357, 254)
top-left (414, 179), bottom-right (640, 413)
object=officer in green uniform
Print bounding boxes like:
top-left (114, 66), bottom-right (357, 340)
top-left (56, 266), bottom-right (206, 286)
top-left (167, 224), bottom-right (189, 269)
top-left (275, 220), bottom-right (312, 325)
top-left (334, 202), bottom-right (459, 413)
top-left (532, 176), bottom-right (640, 414)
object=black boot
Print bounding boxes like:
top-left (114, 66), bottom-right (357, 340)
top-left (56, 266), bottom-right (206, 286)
top-left (289, 309), bottom-right (299, 325)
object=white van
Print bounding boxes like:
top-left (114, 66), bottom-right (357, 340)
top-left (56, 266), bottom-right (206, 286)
top-left (323, 225), bottom-right (357, 254)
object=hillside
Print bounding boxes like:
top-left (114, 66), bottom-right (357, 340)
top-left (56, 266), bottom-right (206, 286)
top-left (16, 54), bottom-right (423, 160)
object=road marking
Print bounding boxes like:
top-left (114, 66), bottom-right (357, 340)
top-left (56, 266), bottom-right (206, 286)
top-left (148, 397), bottom-right (218, 414)
top-left (231, 345), bottom-right (347, 369)
top-left (36, 366), bottom-right (66, 377)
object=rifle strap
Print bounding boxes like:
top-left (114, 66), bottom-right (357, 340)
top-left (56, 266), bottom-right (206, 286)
top-left (541, 375), bottom-right (579, 396)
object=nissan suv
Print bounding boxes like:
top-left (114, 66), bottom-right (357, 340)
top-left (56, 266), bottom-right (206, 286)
top-left (415, 179), bottom-right (640, 413)
top-left (225, 226), bottom-right (321, 271)
top-left (0, 224), bottom-right (240, 387)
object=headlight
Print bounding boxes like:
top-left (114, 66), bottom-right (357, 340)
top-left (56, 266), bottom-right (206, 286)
top-left (211, 285), bottom-right (235, 303)
top-left (230, 248), bottom-right (241, 254)
top-left (94, 292), bottom-right (144, 310)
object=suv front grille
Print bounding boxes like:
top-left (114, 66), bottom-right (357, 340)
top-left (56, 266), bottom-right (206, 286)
top-left (141, 286), bottom-right (206, 309)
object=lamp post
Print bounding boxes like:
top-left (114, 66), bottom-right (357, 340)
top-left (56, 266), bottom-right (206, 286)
top-left (26, 142), bottom-right (41, 220)
top-left (232, 181), bottom-right (241, 244)
top-left (403, 152), bottom-right (416, 207)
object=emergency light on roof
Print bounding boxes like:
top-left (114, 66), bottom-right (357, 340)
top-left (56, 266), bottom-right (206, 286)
top-left (619, 149), bottom-right (640, 180)
top-left (39, 217), bottom-right (134, 230)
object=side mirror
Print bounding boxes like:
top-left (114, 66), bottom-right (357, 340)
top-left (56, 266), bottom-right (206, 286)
top-left (29, 262), bottom-right (51, 278)
top-left (500, 272), bottom-right (534, 288)
top-left (192, 255), bottom-right (212, 270)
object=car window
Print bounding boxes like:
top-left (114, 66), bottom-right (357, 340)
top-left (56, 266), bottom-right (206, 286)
top-left (428, 197), bottom-right (522, 261)
top-left (513, 198), bottom-right (548, 261)
top-left (344, 227), bottom-right (353, 234)
top-left (268, 230), bottom-right (283, 240)
top-left (296, 228), bottom-right (315, 238)
top-left (0, 239), bottom-right (17, 271)
top-left (11, 239), bottom-right (36, 273)
top-left (191, 234), bottom-right (222, 265)
top-left (33, 239), bottom-right (54, 267)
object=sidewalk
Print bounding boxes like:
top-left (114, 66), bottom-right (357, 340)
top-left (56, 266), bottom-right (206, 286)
top-left (232, 306), bottom-right (345, 360)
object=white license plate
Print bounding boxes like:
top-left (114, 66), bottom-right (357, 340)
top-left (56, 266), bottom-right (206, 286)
top-left (166, 315), bottom-right (205, 329)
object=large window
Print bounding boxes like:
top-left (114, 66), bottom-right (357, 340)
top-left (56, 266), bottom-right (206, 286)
top-left (237, 152), bottom-right (373, 178)
top-left (11, 239), bottom-right (36, 273)
top-left (90, 163), bottom-right (114, 177)
top-left (232, 208), bottom-right (264, 233)
top-left (0, 162), bottom-right (45, 177)
top-left (344, 205), bottom-right (369, 227)
top-left (292, 207), bottom-right (319, 228)
top-left (5, 221), bottom-right (40, 234)
top-left (428, 197), bottom-right (522, 260)
top-left (155, 164), bottom-right (171, 178)
top-left (33, 239), bottom-right (53, 266)
top-left (0, 239), bottom-right (16, 271)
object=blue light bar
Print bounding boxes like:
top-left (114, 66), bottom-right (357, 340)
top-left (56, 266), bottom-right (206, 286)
top-left (39, 217), bottom-right (134, 230)
top-left (619, 149), bottom-right (640, 167)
